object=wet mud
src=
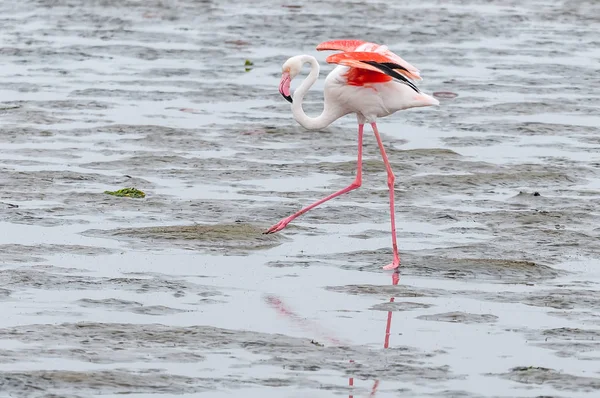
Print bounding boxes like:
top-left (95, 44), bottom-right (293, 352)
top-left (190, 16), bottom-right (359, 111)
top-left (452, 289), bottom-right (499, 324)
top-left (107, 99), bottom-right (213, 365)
top-left (416, 312), bottom-right (498, 324)
top-left (1, 0), bottom-right (599, 396)
top-left (0, 322), bottom-right (456, 396)
top-left (84, 222), bottom-right (284, 252)
top-left (497, 366), bottom-right (600, 393)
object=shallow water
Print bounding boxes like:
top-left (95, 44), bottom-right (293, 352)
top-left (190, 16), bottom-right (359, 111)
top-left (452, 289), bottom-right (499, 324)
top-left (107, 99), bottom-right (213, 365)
top-left (1, 0), bottom-right (600, 397)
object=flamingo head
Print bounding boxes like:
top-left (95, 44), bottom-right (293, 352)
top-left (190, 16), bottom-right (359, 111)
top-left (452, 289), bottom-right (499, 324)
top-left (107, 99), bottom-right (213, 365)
top-left (279, 56), bottom-right (303, 103)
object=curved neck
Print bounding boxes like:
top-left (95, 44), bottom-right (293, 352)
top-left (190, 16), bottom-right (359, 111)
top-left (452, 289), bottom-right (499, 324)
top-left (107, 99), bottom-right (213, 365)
top-left (291, 55), bottom-right (341, 130)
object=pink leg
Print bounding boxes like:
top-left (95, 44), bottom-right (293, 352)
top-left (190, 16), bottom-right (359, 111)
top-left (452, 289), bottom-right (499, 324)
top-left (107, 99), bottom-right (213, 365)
top-left (371, 122), bottom-right (400, 270)
top-left (265, 124), bottom-right (364, 234)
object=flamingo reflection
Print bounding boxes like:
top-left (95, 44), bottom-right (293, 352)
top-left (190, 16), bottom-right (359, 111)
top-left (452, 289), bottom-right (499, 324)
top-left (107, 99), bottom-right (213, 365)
top-left (349, 270), bottom-right (399, 398)
top-left (265, 270), bottom-right (400, 398)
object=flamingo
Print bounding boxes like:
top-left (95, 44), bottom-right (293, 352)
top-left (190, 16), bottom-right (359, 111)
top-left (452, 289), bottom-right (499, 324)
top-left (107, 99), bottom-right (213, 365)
top-left (265, 39), bottom-right (439, 270)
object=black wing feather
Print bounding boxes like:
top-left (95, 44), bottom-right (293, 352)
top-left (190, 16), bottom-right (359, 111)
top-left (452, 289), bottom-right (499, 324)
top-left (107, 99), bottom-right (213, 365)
top-left (361, 61), bottom-right (420, 93)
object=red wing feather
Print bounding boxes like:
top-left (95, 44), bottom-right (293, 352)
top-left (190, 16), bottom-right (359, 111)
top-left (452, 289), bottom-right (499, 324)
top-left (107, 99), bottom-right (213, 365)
top-left (316, 39), bottom-right (366, 52)
top-left (326, 52), bottom-right (421, 92)
top-left (345, 68), bottom-right (393, 86)
top-left (326, 51), bottom-right (397, 64)
top-left (326, 52), bottom-right (420, 81)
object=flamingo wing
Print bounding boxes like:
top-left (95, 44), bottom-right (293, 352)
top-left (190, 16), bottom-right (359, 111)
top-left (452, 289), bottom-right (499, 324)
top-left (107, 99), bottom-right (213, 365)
top-left (325, 52), bottom-right (420, 93)
top-left (317, 39), bottom-right (422, 81)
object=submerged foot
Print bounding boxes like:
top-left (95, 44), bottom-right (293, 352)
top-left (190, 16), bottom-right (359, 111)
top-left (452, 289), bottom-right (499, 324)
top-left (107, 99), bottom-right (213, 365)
top-left (382, 256), bottom-right (400, 270)
top-left (264, 216), bottom-right (294, 234)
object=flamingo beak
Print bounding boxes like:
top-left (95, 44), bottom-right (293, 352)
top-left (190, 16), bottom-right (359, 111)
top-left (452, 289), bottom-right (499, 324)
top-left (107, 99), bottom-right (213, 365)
top-left (279, 72), bottom-right (292, 103)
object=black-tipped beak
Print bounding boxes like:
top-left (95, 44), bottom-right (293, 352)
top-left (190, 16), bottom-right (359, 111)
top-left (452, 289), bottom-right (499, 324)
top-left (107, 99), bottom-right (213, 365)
top-left (279, 72), bottom-right (293, 103)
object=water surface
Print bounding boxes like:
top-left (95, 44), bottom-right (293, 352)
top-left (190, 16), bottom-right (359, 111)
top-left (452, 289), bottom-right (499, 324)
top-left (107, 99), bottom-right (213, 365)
top-left (1, 0), bottom-right (599, 397)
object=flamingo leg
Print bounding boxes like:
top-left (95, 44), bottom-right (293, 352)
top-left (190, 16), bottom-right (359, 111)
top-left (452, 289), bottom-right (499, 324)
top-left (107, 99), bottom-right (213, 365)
top-left (371, 122), bottom-right (400, 270)
top-left (265, 124), bottom-right (364, 234)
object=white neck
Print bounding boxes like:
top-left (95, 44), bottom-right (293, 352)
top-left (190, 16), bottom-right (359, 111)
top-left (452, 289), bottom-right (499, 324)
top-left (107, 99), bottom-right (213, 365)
top-left (291, 55), bottom-right (343, 130)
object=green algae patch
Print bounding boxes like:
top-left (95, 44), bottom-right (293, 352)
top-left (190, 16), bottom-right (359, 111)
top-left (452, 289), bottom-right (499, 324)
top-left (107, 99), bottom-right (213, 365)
top-left (104, 188), bottom-right (146, 198)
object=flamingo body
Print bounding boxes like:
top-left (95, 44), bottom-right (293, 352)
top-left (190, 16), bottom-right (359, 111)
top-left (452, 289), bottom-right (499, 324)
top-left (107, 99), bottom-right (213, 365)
top-left (325, 64), bottom-right (437, 124)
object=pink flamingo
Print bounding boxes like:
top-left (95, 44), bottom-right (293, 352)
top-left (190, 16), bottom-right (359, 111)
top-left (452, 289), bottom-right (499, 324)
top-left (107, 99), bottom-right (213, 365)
top-left (265, 39), bottom-right (439, 270)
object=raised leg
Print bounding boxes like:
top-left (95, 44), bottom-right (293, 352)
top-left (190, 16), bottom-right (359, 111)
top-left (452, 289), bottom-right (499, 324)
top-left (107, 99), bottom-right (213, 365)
top-left (264, 124), bottom-right (364, 234)
top-left (371, 122), bottom-right (400, 270)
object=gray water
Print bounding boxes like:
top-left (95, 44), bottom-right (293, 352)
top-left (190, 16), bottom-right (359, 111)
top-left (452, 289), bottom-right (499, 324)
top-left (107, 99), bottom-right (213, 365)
top-left (1, 0), bottom-right (600, 397)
